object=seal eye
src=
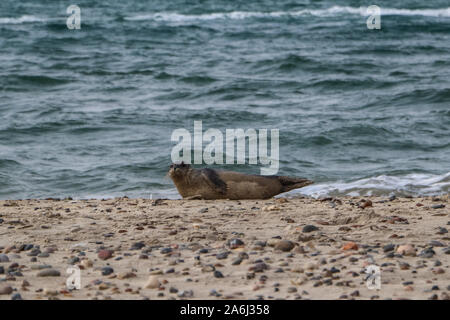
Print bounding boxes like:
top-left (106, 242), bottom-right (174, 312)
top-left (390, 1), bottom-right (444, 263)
top-left (170, 164), bottom-right (174, 169)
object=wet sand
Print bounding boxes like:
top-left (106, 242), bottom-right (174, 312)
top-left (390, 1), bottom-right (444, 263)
top-left (0, 195), bottom-right (449, 300)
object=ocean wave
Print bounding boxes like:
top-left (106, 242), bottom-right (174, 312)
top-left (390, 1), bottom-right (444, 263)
top-left (291, 172), bottom-right (450, 198)
top-left (0, 15), bottom-right (47, 24)
top-left (124, 6), bottom-right (450, 22)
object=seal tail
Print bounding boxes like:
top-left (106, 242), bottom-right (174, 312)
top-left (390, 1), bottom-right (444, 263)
top-left (277, 176), bottom-right (314, 193)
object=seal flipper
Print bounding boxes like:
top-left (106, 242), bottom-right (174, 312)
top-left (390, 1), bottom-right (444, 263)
top-left (200, 168), bottom-right (228, 195)
top-left (277, 176), bottom-right (313, 193)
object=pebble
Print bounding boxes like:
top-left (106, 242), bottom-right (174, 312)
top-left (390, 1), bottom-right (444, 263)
top-left (419, 248), bottom-right (435, 258)
top-left (201, 265), bottom-right (215, 272)
top-left (117, 272), bottom-right (136, 280)
top-left (98, 250), bottom-right (113, 260)
top-left (383, 244), bottom-right (395, 252)
top-left (267, 238), bottom-right (280, 247)
top-left (359, 200), bottom-right (372, 209)
top-left (22, 244), bottom-right (34, 251)
top-left (43, 288), bottom-right (58, 296)
top-left (98, 283), bottom-right (110, 290)
top-left (81, 259), bottom-right (93, 268)
top-left (169, 287), bottom-right (178, 294)
top-left (216, 252), bottom-right (229, 260)
top-left (432, 268), bottom-right (445, 275)
top-left (160, 247), bottom-right (172, 254)
top-left (0, 285), bottom-right (13, 295)
top-left (101, 267), bottom-right (114, 276)
top-left (232, 258), bottom-right (243, 265)
top-left (399, 262), bottom-right (410, 270)
top-left (178, 290), bottom-right (194, 298)
top-left (144, 276), bottom-right (160, 289)
top-left (304, 262), bottom-right (317, 270)
top-left (214, 271), bottom-right (224, 278)
top-left (210, 289), bottom-right (221, 297)
top-left (0, 254), bottom-right (9, 263)
top-left (274, 240), bottom-right (295, 252)
top-left (239, 252), bottom-right (249, 259)
top-left (429, 240), bottom-right (445, 247)
top-left (396, 244), bottom-right (416, 256)
top-left (38, 252), bottom-right (50, 258)
top-left (249, 262), bottom-right (269, 273)
top-left (68, 257), bottom-right (80, 265)
top-left (27, 248), bottom-right (41, 257)
top-left (350, 290), bottom-right (360, 297)
top-left (330, 266), bottom-right (340, 273)
top-left (431, 204), bottom-right (445, 209)
top-left (130, 242), bottom-right (145, 250)
top-left (302, 225), bottom-right (319, 233)
top-left (263, 205), bottom-right (279, 212)
top-left (228, 239), bottom-right (245, 249)
top-left (255, 241), bottom-right (266, 247)
top-left (342, 242), bottom-right (358, 251)
top-left (37, 269), bottom-right (61, 277)
top-left (11, 293), bottom-right (22, 300)
top-left (149, 269), bottom-right (163, 275)
top-left (291, 267), bottom-right (304, 273)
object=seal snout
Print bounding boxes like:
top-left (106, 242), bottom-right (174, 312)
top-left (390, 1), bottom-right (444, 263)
top-left (168, 161), bottom-right (191, 178)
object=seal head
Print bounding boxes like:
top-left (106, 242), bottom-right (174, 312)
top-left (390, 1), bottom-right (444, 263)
top-left (168, 161), bottom-right (192, 179)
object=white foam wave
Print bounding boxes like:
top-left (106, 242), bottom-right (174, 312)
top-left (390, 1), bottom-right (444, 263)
top-left (0, 15), bottom-right (47, 24)
top-left (291, 172), bottom-right (450, 198)
top-left (124, 6), bottom-right (450, 22)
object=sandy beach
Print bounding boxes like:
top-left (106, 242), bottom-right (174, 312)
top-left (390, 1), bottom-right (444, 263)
top-left (0, 195), bottom-right (449, 300)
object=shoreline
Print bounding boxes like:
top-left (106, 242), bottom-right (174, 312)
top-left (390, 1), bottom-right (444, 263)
top-left (2, 170), bottom-right (449, 202)
top-left (0, 195), bottom-right (449, 300)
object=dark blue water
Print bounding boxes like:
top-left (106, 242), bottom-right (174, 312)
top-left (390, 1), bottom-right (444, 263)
top-left (0, 0), bottom-right (449, 199)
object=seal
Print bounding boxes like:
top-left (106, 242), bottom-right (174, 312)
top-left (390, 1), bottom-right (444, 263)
top-left (168, 162), bottom-right (313, 200)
